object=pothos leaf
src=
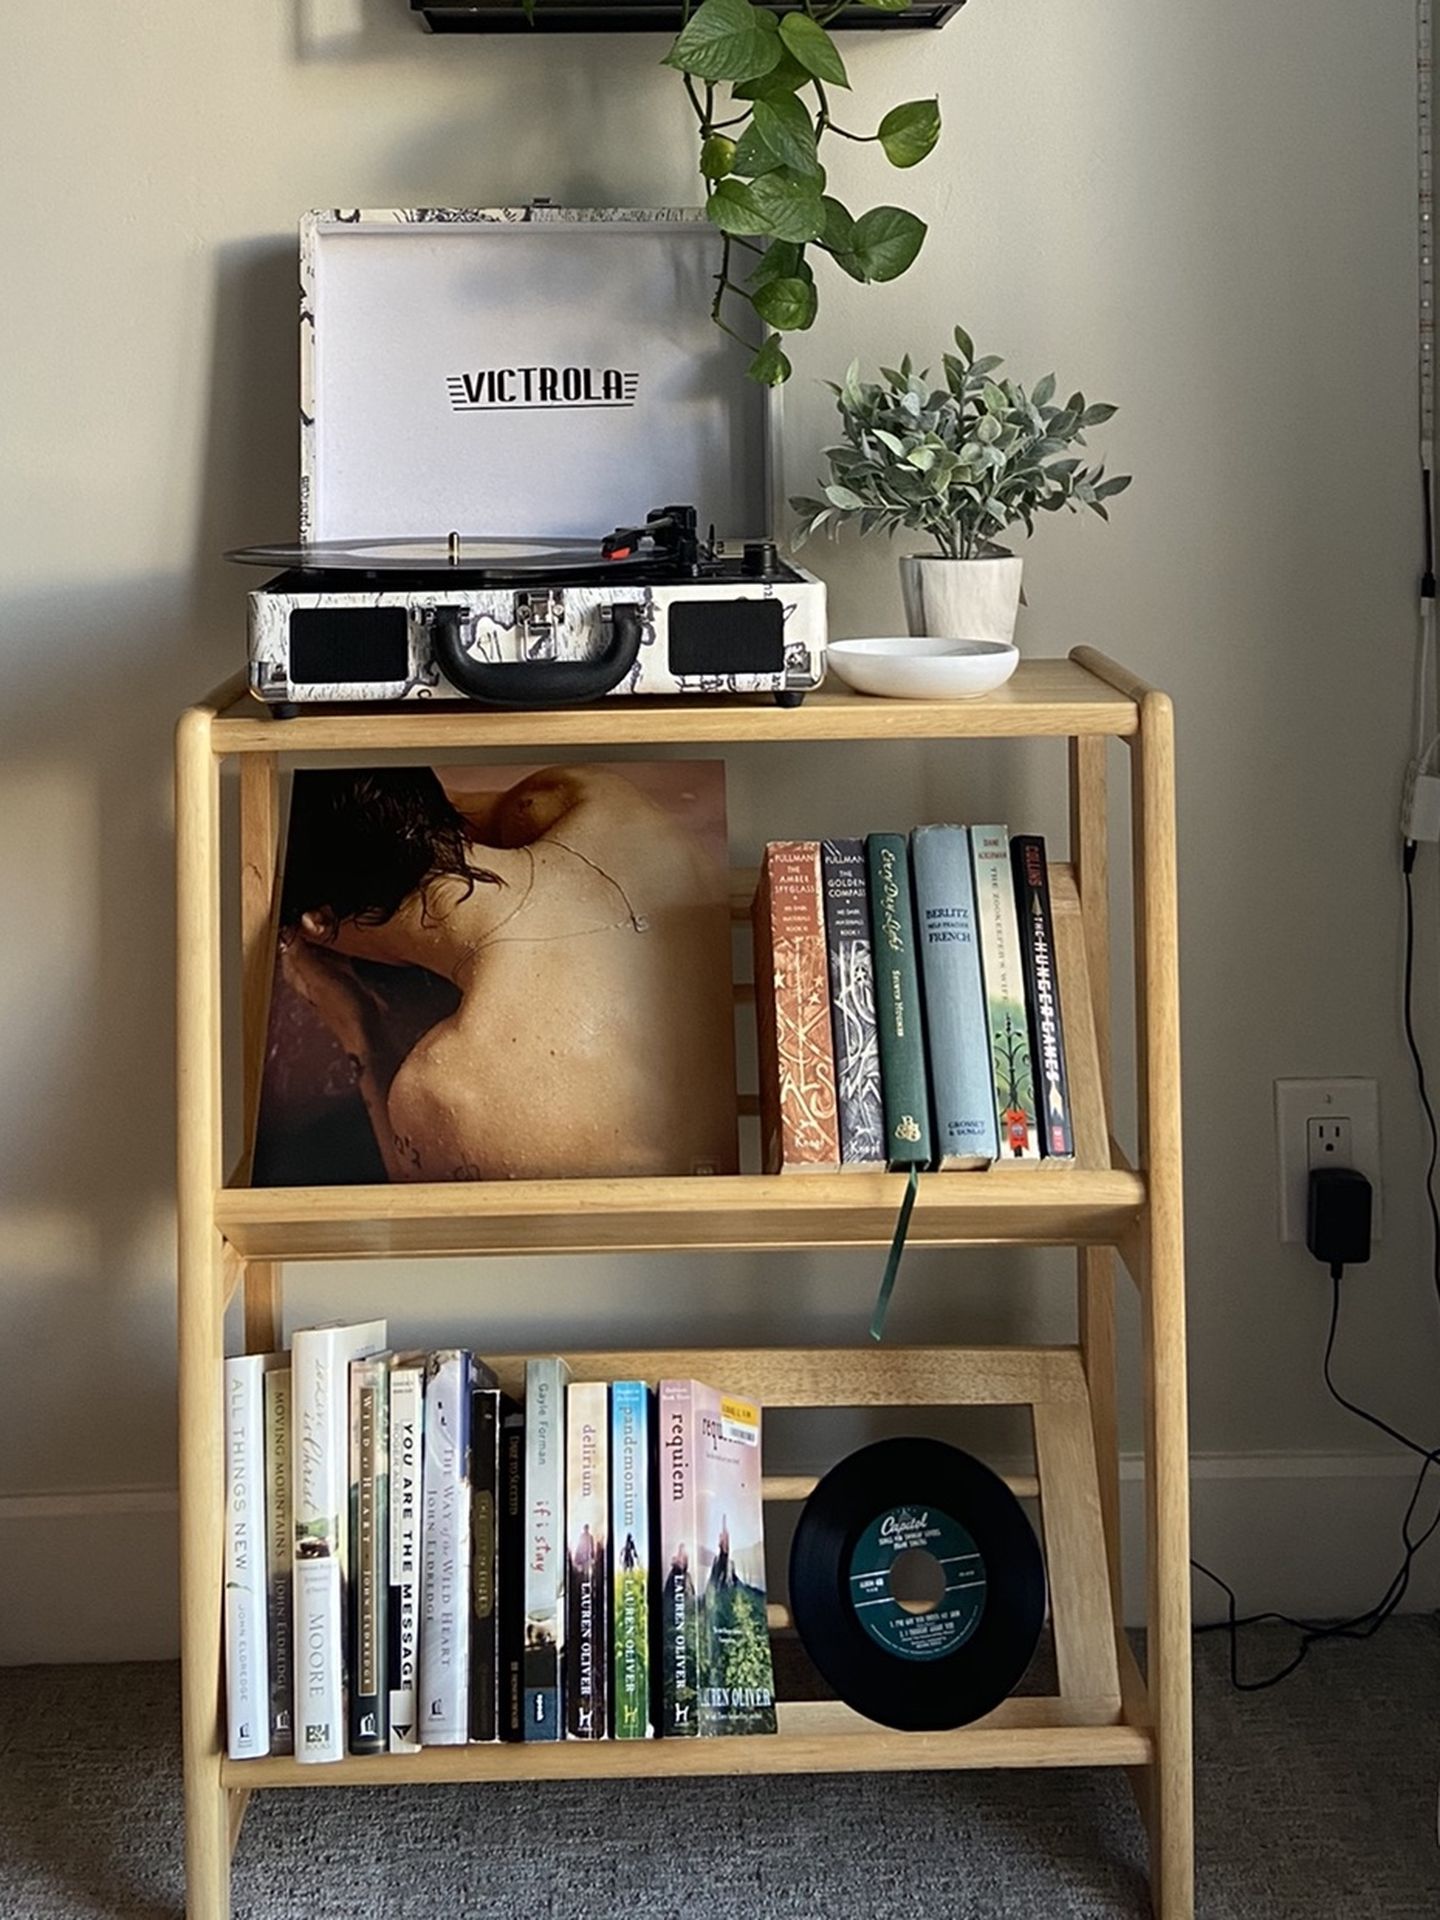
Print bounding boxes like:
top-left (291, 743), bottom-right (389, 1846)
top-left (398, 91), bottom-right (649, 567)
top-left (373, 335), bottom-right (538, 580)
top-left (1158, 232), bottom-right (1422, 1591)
top-left (877, 99), bottom-right (941, 169)
top-left (748, 239), bottom-right (804, 287)
top-left (751, 273), bottom-right (819, 331)
top-left (731, 47), bottom-right (812, 99)
top-left (700, 134), bottom-right (738, 180)
top-left (663, 0), bottom-right (781, 84)
top-left (844, 205), bottom-right (927, 282)
top-left (777, 10), bottom-right (849, 86)
top-left (752, 93), bottom-right (820, 175)
top-left (748, 332), bottom-right (793, 385)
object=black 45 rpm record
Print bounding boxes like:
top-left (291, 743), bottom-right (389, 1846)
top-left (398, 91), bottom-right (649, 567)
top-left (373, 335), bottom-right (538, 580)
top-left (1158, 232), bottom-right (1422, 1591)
top-left (788, 1437), bottom-right (1047, 1732)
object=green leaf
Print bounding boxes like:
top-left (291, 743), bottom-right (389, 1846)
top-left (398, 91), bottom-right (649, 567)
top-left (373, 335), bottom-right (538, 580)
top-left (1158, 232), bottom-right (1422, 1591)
top-left (664, 0), bottom-right (782, 84)
top-left (819, 195), bottom-right (856, 253)
top-left (825, 483), bottom-right (866, 510)
top-left (1032, 372), bottom-right (1056, 409)
top-left (732, 120), bottom-right (784, 177)
top-left (1094, 473), bottom-right (1132, 498)
top-left (749, 332), bottom-right (793, 386)
top-left (1081, 402), bottom-right (1119, 425)
top-left (706, 178), bottom-right (773, 236)
top-left (778, 10), bottom-right (849, 86)
top-left (877, 99), bottom-right (941, 169)
top-left (752, 93), bottom-right (820, 175)
top-left (752, 273), bottom-right (818, 330)
top-left (748, 239), bottom-right (804, 287)
top-left (747, 168), bottom-right (826, 241)
top-left (700, 134), bottom-right (738, 180)
top-left (844, 206), bottom-right (926, 282)
top-left (731, 47), bottom-right (811, 97)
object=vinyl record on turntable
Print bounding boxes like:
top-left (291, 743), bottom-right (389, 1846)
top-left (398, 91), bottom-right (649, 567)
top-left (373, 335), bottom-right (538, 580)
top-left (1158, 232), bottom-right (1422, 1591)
top-left (788, 1437), bottom-right (1047, 1733)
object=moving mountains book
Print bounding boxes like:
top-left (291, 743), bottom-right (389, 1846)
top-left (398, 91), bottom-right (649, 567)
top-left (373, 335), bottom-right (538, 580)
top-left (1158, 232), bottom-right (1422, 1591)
top-left (253, 763), bottom-right (737, 1186)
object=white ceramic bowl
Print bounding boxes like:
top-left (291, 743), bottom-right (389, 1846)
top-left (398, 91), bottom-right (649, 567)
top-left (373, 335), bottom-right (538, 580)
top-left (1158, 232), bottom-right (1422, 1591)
top-left (826, 637), bottom-right (1021, 701)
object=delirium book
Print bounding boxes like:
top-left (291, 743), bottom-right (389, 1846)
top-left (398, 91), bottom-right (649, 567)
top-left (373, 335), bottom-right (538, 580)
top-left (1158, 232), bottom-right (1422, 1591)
top-left (565, 1381), bottom-right (609, 1739)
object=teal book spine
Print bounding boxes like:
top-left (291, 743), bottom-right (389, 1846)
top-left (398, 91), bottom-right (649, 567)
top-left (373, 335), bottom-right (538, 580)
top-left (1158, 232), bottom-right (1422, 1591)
top-left (610, 1382), bottom-right (653, 1740)
top-left (970, 825), bottom-right (1041, 1161)
top-left (912, 826), bottom-right (999, 1169)
top-left (864, 834), bottom-right (932, 1170)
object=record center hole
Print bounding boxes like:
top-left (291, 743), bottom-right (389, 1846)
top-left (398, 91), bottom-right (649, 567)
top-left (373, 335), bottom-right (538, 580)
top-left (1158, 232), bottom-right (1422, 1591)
top-left (888, 1546), bottom-right (947, 1616)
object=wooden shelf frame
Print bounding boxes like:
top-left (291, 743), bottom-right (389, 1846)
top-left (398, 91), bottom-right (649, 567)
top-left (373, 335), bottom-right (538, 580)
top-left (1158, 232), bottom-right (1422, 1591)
top-left (175, 649), bottom-right (1192, 1918)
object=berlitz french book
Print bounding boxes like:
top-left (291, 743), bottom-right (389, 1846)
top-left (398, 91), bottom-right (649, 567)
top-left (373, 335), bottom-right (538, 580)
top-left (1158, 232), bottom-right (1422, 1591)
top-left (752, 842), bottom-right (841, 1174)
top-left (262, 1364), bottom-right (294, 1755)
top-left (348, 1355), bottom-right (390, 1754)
top-left (225, 1354), bottom-right (272, 1761)
top-left (565, 1381), bottom-right (609, 1739)
top-left (864, 834), bottom-right (932, 1170)
top-left (291, 1319), bottom-right (387, 1765)
top-left (692, 1386), bottom-right (777, 1737)
top-left (970, 826), bottom-right (1041, 1161)
top-left (610, 1381), bottom-right (653, 1740)
top-left (820, 839), bottom-right (885, 1170)
top-left (1011, 835), bottom-right (1075, 1160)
top-left (523, 1357), bottom-right (570, 1741)
top-left (386, 1355), bottom-right (424, 1753)
top-left (912, 826), bottom-right (998, 1169)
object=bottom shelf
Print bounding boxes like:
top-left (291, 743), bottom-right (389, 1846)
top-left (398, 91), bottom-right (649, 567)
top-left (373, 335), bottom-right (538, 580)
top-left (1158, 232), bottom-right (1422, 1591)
top-left (223, 1695), bottom-right (1151, 1788)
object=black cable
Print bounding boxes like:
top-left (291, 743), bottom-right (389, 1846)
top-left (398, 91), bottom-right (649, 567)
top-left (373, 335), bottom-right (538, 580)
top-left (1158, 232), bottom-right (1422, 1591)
top-left (1403, 852), bottom-right (1440, 1313)
top-left (1193, 1275), bottom-right (1440, 1690)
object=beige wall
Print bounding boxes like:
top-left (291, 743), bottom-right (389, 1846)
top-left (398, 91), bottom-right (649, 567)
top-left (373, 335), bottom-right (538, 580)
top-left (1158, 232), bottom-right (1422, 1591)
top-left (2, 0), bottom-right (1436, 1656)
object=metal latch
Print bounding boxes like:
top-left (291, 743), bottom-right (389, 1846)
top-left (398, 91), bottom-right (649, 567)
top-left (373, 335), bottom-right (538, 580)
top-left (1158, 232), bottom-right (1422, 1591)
top-left (517, 589), bottom-right (564, 653)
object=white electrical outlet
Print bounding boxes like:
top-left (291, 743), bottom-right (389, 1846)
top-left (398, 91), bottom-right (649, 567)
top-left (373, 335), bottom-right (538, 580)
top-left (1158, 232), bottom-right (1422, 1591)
top-left (1275, 1079), bottom-right (1382, 1245)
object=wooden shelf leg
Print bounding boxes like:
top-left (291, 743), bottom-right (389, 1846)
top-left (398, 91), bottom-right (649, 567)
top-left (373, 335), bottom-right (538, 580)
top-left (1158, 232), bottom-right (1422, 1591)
top-left (243, 1261), bottom-right (282, 1357)
top-left (1131, 693), bottom-right (1193, 1920)
top-left (177, 706), bottom-right (232, 1920)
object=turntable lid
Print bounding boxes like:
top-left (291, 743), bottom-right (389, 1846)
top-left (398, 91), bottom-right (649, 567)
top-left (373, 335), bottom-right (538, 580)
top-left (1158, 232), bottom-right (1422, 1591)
top-left (301, 209), bottom-right (780, 547)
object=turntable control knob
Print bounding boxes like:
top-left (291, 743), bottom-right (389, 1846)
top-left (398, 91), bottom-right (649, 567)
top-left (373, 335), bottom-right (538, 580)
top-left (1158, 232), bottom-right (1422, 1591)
top-left (743, 539), bottom-right (779, 579)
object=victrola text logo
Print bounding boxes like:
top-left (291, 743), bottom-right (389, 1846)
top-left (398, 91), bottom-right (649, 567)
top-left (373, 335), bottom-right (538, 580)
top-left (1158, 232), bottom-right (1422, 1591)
top-left (445, 366), bottom-right (639, 412)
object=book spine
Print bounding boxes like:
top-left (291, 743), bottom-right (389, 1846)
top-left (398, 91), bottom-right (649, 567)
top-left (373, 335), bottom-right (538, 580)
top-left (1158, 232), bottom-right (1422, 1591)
top-left (564, 1382), bottom-right (610, 1739)
top-left (469, 1386), bottom-right (501, 1742)
top-left (864, 833), bottom-right (933, 1168)
top-left (499, 1401), bottom-right (526, 1741)
top-left (820, 839), bottom-right (885, 1170)
top-left (419, 1350), bottom-right (473, 1747)
top-left (523, 1357), bottom-right (570, 1741)
top-left (386, 1359), bottom-right (423, 1753)
top-left (1012, 835), bottom-right (1075, 1160)
top-left (263, 1366), bottom-right (294, 1755)
top-left (347, 1358), bottom-right (389, 1754)
top-left (971, 825), bottom-right (1041, 1162)
top-left (292, 1320), bottom-right (387, 1764)
top-left (694, 1388), bottom-right (777, 1737)
top-left (658, 1379), bottom-right (700, 1738)
top-left (912, 826), bottom-right (999, 1170)
top-left (752, 842), bottom-right (841, 1173)
top-left (610, 1382), bottom-right (653, 1740)
top-left (225, 1357), bottom-right (269, 1761)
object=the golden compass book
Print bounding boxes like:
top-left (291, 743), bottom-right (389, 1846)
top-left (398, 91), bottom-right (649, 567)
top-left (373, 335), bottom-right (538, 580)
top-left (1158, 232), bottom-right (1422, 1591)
top-left (252, 762), bottom-right (738, 1185)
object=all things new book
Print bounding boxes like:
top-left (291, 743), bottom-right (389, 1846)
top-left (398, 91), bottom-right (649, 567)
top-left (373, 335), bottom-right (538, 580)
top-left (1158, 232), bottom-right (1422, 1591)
top-left (252, 762), bottom-right (738, 1185)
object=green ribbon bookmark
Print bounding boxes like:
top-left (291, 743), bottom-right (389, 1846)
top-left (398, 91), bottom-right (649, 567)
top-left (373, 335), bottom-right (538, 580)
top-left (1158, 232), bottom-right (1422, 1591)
top-left (870, 1165), bottom-right (921, 1342)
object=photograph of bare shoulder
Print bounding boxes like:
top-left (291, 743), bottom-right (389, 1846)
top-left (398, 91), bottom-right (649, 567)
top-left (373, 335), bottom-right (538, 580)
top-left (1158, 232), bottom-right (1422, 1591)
top-left (252, 762), bottom-right (737, 1184)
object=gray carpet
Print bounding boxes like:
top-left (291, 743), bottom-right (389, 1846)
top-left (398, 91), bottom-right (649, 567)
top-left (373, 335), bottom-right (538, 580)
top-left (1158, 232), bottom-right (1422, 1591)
top-left (2, 1622), bottom-right (1438, 1918)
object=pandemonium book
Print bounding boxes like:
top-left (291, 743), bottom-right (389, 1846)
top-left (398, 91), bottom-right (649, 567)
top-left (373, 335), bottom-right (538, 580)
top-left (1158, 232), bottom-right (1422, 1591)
top-left (253, 763), bottom-right (737, 1185)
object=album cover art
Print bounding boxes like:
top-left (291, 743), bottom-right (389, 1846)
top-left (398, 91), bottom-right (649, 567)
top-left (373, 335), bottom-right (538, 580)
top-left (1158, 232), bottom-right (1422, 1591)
top-left (252, 762), bottom-right (737, 1185)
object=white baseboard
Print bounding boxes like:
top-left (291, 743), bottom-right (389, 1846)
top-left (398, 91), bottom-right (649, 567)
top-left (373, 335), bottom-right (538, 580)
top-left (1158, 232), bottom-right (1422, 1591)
top-left (1, 1452), bottom-right (1435, 1664)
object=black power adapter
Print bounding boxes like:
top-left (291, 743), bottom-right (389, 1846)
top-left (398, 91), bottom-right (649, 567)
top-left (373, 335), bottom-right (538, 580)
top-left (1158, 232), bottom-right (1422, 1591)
top-left (1306, 1165), bottom-right (1373, 1279)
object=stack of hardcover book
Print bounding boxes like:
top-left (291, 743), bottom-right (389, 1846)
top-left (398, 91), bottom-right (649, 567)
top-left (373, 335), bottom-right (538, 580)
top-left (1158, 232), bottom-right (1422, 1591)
top-left (223, 1332), bottom-right (778, 1761)
top-left (753, 829), bottom-right (1072, 1173)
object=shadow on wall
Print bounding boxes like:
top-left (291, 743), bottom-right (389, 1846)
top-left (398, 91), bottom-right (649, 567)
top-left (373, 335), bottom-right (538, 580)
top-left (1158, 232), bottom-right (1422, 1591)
top-left (0, 239), bottom-right (297, 1478)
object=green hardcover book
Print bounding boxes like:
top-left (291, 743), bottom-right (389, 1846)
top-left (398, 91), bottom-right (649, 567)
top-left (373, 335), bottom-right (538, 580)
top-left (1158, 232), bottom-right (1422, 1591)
top-left (864, 834), bottom-right (932, 1170)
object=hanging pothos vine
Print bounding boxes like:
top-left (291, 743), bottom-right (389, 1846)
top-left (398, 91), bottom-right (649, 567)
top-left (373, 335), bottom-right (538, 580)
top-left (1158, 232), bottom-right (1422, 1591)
top-left (661, 0), bottom-right (942, 384)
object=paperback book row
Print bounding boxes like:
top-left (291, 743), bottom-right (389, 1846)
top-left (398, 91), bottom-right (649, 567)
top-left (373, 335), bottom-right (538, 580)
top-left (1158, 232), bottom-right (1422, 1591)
top-left (224, 1326), bottom-right (778, 1762)
top-left (753, 828), bottom-right (1072, 1173)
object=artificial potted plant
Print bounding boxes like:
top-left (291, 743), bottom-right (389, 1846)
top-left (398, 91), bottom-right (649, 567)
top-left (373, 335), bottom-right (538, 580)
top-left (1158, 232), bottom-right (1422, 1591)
top-left (792, 329), bottom-right (1131, 642)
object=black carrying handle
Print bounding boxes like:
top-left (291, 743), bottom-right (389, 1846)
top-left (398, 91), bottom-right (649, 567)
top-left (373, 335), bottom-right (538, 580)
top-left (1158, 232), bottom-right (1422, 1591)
top-left (431, 602), bottom-right (644, 708)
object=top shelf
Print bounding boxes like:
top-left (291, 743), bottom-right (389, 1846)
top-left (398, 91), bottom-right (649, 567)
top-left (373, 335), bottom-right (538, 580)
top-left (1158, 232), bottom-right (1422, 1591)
top-left (204, 658), bottom-right (1139, 754)
top-left (412, 1), bottom-right (966, 30)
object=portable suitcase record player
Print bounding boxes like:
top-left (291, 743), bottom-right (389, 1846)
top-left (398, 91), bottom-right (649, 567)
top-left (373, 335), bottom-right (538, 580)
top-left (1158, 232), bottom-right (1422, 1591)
top-left (232, 208), bottom-right (827, 712)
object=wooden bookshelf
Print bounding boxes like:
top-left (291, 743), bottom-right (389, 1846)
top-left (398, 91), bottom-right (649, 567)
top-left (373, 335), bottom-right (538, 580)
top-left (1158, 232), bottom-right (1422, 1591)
top-left (176, 647), bottom-right (1192, 1917)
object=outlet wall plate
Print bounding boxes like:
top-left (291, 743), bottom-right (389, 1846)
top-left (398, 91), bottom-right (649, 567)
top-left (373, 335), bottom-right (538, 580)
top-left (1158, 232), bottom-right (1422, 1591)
top-left (1275, 1078), bottom-right (1382, 1245)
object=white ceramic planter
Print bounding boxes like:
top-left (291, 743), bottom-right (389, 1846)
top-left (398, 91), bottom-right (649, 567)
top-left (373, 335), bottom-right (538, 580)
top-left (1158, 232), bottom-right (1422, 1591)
top-left (899, 552), bottom-right (1025, 644)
